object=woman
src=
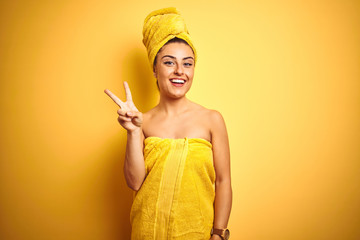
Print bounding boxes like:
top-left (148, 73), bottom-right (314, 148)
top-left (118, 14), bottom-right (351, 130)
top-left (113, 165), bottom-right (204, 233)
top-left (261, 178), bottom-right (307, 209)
top-left (105, 7), bottom-right (232, 240)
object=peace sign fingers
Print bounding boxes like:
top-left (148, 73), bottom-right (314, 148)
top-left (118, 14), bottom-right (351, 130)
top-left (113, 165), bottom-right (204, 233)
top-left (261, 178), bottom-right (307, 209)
top-left (104, 89), bottom-right (125, 109)
top-left (105, 82), bottom-right (142, 131)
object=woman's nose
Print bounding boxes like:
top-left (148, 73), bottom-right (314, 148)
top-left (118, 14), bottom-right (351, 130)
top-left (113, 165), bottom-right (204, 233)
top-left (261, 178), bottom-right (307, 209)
top-left (174, 64), bottom-right (184, 75)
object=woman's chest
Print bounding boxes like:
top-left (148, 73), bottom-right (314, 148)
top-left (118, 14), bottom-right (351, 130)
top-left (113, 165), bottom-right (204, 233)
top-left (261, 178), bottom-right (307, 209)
top-left (143, 116), bottom-right (211, 141)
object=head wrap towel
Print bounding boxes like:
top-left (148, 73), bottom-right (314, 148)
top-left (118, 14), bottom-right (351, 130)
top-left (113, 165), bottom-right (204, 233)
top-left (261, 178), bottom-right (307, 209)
top-left (142, 7), bottom-right (197, 69)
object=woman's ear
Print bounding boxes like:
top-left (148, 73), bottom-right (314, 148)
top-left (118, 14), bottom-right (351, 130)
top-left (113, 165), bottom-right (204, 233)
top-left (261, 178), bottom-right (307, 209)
top-left (153, 68), bottom-right (157, 79)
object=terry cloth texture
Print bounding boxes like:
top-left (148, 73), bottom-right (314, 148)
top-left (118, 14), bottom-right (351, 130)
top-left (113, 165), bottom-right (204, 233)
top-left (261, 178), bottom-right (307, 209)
top-left (142, 7), bottom-right (197, 69)
top-left (130, 137), bottom-right (215, 240)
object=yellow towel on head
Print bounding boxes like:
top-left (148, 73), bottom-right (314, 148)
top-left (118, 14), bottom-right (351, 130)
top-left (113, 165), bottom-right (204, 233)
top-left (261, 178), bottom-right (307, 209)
top-left (142, 7), bottom-right (197, 69)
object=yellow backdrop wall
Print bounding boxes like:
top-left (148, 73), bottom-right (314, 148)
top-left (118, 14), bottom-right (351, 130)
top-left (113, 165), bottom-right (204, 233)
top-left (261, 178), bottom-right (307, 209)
top-left (1, 0), bottom-right (359, 239)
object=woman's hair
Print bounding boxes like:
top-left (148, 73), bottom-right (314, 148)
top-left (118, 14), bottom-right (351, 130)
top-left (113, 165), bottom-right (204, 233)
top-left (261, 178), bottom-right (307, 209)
top-left (153, 37), bottom-right (192, 70)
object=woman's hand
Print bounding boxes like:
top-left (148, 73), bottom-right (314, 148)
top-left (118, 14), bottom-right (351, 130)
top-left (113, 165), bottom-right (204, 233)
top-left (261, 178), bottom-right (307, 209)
top-left (104, 81), bottom-right (143, 132)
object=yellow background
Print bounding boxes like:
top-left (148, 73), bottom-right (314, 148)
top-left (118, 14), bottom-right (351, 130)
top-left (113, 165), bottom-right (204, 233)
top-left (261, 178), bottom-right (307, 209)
top-left (1, 0), bottom-right (359, 239)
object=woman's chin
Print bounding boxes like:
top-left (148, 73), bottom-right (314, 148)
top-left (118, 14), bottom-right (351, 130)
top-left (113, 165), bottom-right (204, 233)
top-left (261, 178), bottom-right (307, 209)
top-left (160, 87), bottom-right (190, 99)
top-left (162, 91), bottom-right (187, 99)
top-left (169, 93), bottom-right (186, 99)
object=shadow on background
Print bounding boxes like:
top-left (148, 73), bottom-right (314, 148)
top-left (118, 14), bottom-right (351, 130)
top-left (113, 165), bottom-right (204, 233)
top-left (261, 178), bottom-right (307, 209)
top-left (103, 46), bottom-right (157, 239)
top-left (102, 133), bottom-right (132, 239)
top-left (121, 46), bottom-right (159, 113)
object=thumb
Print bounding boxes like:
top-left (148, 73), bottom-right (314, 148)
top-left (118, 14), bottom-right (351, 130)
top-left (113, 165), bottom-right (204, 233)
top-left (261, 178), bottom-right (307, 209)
top-left (127, 111), bottom-right (143, 127)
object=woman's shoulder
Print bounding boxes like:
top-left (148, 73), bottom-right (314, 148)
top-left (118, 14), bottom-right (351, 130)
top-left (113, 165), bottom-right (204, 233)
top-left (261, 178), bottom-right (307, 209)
top-left (190, 103), bottom-right (227, 141)
top-left (189, 101), bottom-right (224, 122)
top-left (142, 105), bottom-right (159, 121)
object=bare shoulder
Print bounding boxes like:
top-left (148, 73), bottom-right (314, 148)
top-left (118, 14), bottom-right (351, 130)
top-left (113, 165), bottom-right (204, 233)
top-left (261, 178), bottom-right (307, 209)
top-left (189, 101), bottom-right (216, 116)
top-left (187, 101), bottom-right (224, 122)
top-left (142, 107), bottom-right (159, 136)
top-left (142, 106), bottom-right (159, 121)
top-left (198, 108), bottom-right (227, 142)
top-left (208, 109), bottom-right (225, 124)
top-left (195, 105), bottom-right (225, 126)
top-left (188, 102), bottom-right (227, 136)
top-left (208, 109), bottom-right (227, 137)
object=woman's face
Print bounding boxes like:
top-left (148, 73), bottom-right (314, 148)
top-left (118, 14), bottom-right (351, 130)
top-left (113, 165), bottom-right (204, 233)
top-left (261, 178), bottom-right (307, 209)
top-left (153, 42), bottom-right (195, 99)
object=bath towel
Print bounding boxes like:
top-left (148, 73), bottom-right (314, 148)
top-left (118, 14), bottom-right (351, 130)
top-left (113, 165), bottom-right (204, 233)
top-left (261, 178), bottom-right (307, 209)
top-left (130, 137), bottom-right (215, 239)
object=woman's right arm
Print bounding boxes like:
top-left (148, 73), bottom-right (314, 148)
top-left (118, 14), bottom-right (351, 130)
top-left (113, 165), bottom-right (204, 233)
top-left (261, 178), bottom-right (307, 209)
top-left (105, 82), bottom-right (146, 191)
top-left (124, 127), bottom-right (145, 191)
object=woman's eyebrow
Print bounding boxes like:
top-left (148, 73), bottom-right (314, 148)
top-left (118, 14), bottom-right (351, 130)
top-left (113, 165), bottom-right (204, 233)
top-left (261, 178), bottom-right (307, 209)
top-left (161, 55), bottom-right (176, 59)
top-left (161, 55), bottom-right (194, 60)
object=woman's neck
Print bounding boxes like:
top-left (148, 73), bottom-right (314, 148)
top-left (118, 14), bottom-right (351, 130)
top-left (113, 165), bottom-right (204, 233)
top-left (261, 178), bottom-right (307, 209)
top-left (157, 95), bottom-right (191, 116)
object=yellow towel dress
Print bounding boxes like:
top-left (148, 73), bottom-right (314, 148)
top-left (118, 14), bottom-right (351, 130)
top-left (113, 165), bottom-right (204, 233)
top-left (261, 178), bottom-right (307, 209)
top-left (130, 137), bottom-right (215, 240)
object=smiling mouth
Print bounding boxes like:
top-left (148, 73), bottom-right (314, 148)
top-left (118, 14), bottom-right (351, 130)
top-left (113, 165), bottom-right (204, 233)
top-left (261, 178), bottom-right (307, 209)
top-left (170, 78), bottom-right (186, 87)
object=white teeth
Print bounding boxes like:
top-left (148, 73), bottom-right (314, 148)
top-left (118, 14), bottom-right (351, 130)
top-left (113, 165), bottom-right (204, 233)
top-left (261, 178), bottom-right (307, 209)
top-left (170, 79), bottom-right (185, 84)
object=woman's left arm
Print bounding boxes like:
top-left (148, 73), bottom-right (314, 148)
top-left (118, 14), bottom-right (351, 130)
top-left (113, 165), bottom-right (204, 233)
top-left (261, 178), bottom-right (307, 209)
top-left (210, 110), bottom-right (232, 239)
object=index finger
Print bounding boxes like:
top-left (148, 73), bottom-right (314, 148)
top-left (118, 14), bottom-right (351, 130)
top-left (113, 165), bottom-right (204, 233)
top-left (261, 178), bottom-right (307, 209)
top-left (104, 89), bottom-right (125, 108)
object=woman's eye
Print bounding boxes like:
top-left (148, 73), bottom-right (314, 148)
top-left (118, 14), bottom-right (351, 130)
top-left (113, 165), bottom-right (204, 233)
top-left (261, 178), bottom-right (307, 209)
top-left (184, 63), bottom-right (193, 67)
top-left (164, 61), bottom-right (174, 65)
